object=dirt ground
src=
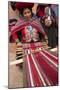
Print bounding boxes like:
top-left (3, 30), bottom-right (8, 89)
top-left (8, 43), bottom-right (23, 88)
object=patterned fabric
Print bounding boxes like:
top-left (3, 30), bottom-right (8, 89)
top-left (23, 26), bottom-right (39, 42)
top-left (22, 42), bottom-right (58, 87)
top-left (11, 16), bottom-right (46, 42)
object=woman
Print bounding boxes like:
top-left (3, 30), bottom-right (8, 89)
top-left (10, 2), bottom-right (58, 87)
top-left (36, 4), bottom-right (58, 48)
top-left (11, 2), bottom-right (46, 44)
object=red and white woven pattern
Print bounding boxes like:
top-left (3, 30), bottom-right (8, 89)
top-left (23, 42), bottom-right (58, 87)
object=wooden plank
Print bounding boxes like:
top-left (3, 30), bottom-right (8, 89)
top-left (16, 52), bottom-right (23, 54)
top-left (10, 59), bottom-right (23, 66)
top-left (16, 49), bottom-right (23, 52)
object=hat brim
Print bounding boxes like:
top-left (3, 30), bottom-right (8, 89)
top-left (15, 2), bottom-right (34, 10)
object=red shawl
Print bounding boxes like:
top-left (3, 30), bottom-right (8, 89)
top-left (11, 16), bottom-right (46, 42)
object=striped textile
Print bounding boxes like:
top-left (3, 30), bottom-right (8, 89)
top-left (11, 16), bottom-right (46, 36)
top-left (22, 42), bottom-right (58, 87)
top-left (10, 16), bottom-right (46, 43)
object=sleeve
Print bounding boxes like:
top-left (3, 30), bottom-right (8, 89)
top-left (11, 18), bottom-right (23, 32)
top-left (11, 18), bottom-right (22, 42)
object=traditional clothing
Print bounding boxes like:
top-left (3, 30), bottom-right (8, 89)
top-left (16, 42), bottom-right (58, 87)
top-left (11, 15), bottom-right (46, 43)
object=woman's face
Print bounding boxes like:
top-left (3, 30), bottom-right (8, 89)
top-left (44, 17), bottom-right (52, 27)
top-left (23, 8), bottom-right (32, 19)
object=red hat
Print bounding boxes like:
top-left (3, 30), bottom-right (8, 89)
top-left (15, 2), bottom-right (34, 10)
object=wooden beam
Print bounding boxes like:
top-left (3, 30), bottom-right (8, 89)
top-left (10, 59), bottom-right (23, 66)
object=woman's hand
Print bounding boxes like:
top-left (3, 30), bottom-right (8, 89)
top-left (45, 35), bottom-right (48, 45)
